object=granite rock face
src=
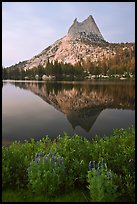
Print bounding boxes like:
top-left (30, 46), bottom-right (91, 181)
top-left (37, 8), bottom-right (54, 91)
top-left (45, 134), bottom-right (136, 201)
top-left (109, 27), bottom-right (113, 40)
top-left (68, 15), bottom-right (105, 43)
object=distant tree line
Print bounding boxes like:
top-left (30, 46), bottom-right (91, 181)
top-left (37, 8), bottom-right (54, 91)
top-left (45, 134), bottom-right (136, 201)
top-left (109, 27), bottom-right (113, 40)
top-left (82, 43), bottom-right (135, 76)
top-left (2, 60), bottom-right (84, 80)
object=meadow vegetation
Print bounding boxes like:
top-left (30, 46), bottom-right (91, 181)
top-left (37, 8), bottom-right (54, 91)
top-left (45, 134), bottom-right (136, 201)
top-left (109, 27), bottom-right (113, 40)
top-left (2, 127), bottom-right (135, 202)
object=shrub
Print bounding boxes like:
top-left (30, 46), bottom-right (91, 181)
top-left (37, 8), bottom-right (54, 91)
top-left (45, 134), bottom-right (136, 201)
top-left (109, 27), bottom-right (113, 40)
top-left (2, 146), bottom-right (11, 189)
top-left (2, 136), bottom-right (51, 189)
top-left (51, 133), bottom-right (91, 188)
top-left (89, 127), bottom-right (135, 201)
top-left (87, 160), bottom-right (118, 202)
top-left (28, 151), bottom-right (66, 197)
top-left (2, 140), bottom-right (35, 188)
top-left (2, 128), bottom-right (135, 202)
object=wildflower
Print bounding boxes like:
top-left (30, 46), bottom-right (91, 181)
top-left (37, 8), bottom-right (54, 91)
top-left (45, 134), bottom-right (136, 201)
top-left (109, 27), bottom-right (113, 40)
top-left (43, 155), bottom-right (47, 161)
top-left (35, 153), bottom-right (38, 159)
top-left (98, 161), bottom-right (101, 168)
top-left (40, 152), bottom-right (43, 157)
top-left (108, 172), bottom-right (112, 179)
top-left (55, 158), bottom-right (58, 163)
top-left (102, 159), bottom-right (105, 168)
top-left (60, 157), bottom-right (64, 165)
top-left (88, 161), bottom-right (92, 170)
top-left (93, 161), bottom-right (96, 168)
top-left (97, 167), bottom-right (101, 175)
top-left (47, 153), bottom-right (51, 158)
top-left (51, 156), bottom-right (55, 162)
top-left (35, 157), bottom-right (39, 163)
top-left (53, 151), bottom-right (57, 156)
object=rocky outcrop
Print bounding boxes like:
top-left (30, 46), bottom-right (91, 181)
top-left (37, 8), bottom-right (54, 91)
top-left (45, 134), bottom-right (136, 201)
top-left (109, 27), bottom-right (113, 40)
top-left (68, 15), bottom-right (105, 43)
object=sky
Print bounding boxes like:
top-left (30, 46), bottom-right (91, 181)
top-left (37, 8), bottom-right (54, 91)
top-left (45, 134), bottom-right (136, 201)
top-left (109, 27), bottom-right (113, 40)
top-left (2, 2), bottom-right (135, 67)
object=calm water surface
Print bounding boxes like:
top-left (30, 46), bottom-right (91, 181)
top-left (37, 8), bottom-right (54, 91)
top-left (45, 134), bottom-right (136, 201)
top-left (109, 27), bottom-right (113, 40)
top-left (2, 81), bottom-right (135, 144)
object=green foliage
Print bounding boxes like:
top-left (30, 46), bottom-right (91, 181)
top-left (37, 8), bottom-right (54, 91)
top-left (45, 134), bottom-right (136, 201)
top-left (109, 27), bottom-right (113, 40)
top-left (2, 136), bottom-right (51, 189)
top-left (89, 127), bottom-right (135, 201)
top-left (2, 146), bottom-right (11, 188)
top-left (51, 133), bottom-right (91, 188)
top-left (2, 127), bottom-right (135, 201)
top-left (28, 151), bottom-right (66, 197)
top-left (2, 140), bottom-right (35, 188)
top-left (87, 160), bottom-right (118, 202)
top-left (2, 188), bottom-right (89, 202)
top-left (38, 65), bottom-right (44, 80)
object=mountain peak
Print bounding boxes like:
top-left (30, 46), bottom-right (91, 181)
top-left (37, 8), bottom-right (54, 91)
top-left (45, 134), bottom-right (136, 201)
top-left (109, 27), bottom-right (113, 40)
top-left (73, 18), bottom-right (78, 23)
top-left (86, 15), bottom-right (94, 21)
top-left (7, 15), bottom-right (118, 70)
top-left (68, 15), bottom-right (105, 42)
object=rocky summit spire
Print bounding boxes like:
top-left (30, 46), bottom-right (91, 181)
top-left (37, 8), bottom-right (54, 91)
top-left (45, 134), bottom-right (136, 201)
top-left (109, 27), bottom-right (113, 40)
top-left (68, 15), bottom-right (105, 43)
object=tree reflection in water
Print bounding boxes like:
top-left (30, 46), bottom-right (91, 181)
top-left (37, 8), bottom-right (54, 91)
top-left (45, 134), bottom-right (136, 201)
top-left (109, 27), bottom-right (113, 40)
top-left (13, 81), bottom-right (135, 132)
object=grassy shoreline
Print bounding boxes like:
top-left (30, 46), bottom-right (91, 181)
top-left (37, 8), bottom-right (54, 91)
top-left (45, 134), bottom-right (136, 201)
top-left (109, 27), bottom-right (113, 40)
top-left (2, 188), bottom-right (90, 202)
top-left (2, 127), bottom-right (135, 202)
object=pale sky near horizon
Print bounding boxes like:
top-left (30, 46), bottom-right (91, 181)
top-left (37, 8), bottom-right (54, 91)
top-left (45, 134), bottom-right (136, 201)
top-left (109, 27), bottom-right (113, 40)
top-left (2, 2), bottom-right (135, 67)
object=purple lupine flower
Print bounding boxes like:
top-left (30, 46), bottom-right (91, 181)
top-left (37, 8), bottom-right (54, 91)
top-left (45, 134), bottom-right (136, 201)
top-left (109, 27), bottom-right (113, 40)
top-left (54, 162), bottom-right (57, 168)
top-left (55, 158), bottom-right (58, 163)
top-left (35, 157), bottom-right (39, 163)
top-left (60, 157), bottom-right (64, 164)
top-left (61, 159), bottom-right (64, 166)
top-left (35, 153), bottom-right (38, 158)
top-left (53, 151), bottom-right (57, 156)
top-left (47, 153), bottom-right (51, 158)
top-left (40, 152), bottom-right (43, 157)
top-left (98, 161), bottom-right (101, 168)
top-left (88, 161), bottom-right (92, 170)
top-left (97, 167), bottom-right (101, 175)
top-left (108, 172), bottom-right (112, 179)
top-left (102, 159), bottom-right (105, 168)
top-left (93, 161), bottom-right (96, 168)
top-left (43, 155), bottom-right (47, 161)
top-left (51, 156), bottom-right (54, 162)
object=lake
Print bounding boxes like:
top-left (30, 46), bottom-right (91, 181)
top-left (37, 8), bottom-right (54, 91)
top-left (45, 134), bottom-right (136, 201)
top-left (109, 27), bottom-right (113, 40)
top-left (2, 80), bottom-right (135, 145)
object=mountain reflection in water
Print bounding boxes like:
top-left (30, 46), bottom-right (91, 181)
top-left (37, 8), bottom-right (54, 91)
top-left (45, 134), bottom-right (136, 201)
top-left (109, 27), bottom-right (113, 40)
top-left (2, 81), bottom-right (135, 144)
top-left (13, 81), bottom-right (134, 132)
